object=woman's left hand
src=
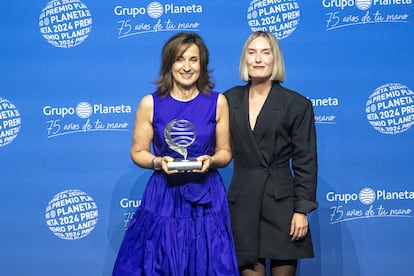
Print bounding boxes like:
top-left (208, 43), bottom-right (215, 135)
top-left (192, 155), bottom-right (212, 173)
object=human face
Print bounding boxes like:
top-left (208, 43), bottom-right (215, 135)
top-left (172, 44), bottom-right (200, 90)
top-left (245, 36), bottom-right (274, 81)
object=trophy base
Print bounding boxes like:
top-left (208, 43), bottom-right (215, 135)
top-left (167, 159), bottom-right (202, 171)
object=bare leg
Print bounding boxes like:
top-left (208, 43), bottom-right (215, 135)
top-left (270, 259), bottom-right (297, 276)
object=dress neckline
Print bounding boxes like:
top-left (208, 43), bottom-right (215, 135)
top-left (168, 92), bottom-right (200, 103)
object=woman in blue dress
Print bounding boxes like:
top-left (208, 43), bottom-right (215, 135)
top-left (112, 32), bottom-right (239, 276)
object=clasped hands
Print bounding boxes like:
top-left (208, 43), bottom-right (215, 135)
top-left (155, 155), bottom-right (212, 174)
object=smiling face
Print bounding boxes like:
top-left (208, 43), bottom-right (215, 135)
top-left (245, 36), bottom-right (274, 82)
top-left (171, 43), bottom-right (201, 90)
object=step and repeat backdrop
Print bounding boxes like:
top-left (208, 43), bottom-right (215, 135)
top-left (1, 1), bottom-right (413, 275)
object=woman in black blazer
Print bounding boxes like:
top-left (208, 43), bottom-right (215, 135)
top-left (224, 31), bottom-right (318, 276)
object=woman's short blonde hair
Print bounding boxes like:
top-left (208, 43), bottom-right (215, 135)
top-left (239, 31), bottom-right (285, 82)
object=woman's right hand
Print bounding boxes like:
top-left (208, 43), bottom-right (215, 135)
top-left (160, 156), bottom-right (178, 174)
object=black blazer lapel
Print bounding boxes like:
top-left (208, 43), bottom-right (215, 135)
top-left (252, 82), bottom-right (284, 143)
top-left (232, 85), bottom-right (267, 166)
top-left (232, 86), bottom-right (251, 145)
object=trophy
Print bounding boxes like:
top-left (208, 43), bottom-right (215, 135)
top-left (164, 119), bottom-right (202, 171)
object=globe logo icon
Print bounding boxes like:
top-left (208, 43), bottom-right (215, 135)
top-left (147, 2), bottom-right (164, 19)
top-left (359, 188), bottom-right (376, 205)
top-left (247, 0), bottom-right (300, 40)
top-left (356, 0), bottom-right (372, 10)
top-left (76, 102), bottom-right (93, 119)
top-left (169, 120), bottom-right (196, 147)
top-left (45, 189), bottom-right (99, 240)
top-left (0, 98), bottom-right (21, 147)
top-left (366, 83), bottom-right (414, 135)
top-left (249, 10), bottom-right (258, 19)
top-left (39, 0), bottom-right (92, 48)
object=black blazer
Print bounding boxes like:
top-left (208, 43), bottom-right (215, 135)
top-left (224, 82), bottom-right (318, 264)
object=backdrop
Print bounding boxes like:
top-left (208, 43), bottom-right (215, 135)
top-left (1, 1), bottom-right (413, 275)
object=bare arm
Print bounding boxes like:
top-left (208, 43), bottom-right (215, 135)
top-left (130, 94), bottom-right (156, 169)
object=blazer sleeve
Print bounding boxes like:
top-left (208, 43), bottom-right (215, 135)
top-left (291, 100), bottom-right (318, 214)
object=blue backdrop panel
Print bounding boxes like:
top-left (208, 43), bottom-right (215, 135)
top-left (1, 1), bottom-right (413, 275)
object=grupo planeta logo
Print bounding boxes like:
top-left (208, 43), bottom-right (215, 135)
top-left (323, 0), bottom-right (411, 31)
top-left (114, 1), bottom-right (202, 38)
top-left (45, 189), bottom-right (98, 240)
top-left (119, 197), bottom-right (142, 230)
top-left (308, 96), bottom-right (339, 124)
top-left (327, 187), bottom-right (413, 224)
top-left (247, 0), bottom-right (300, 40)
top-left (39, 0), bottom-right (92, 48)
top-left (43, 101), bottom-right (131, 138)
top-left (366, 83), bottom-right (414, 135)
top-left (0, 97), bottom-right (21, 147)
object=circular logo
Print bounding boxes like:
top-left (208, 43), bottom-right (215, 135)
top-left (0, 98), bottom-right (21, 147)
top-left (147, 2), bottom-right (164, 19)
top-left (359, 187), bottom-right (376, 205)
top-left (39, 0), bottom-right (93, 48)
top-left (356, 0), bottom-right (372, 10)
top-left (247, 0), bottom-right (300, 40)
top-left (76, 102), bottom-right (93, 119)
top-left (168, 119), bottom-right (196, 147)
top-left (366, 83), bottom-right (414, 135)
top-left (45, 189), bottom-right (98, 240)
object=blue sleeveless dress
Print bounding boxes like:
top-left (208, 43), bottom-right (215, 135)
top-left (113, 91), bottom-right (239, 276)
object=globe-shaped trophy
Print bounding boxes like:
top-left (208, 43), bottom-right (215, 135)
top-left (164, 119), bottom-right (202, 171)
